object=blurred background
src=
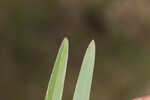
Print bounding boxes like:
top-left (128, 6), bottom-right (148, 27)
top-left (1, 0), bottom-right (150, 100)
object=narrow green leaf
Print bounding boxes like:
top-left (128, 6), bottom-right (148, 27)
top-left (73, 40), bottom-right (96, 100)
top-left (45, 38), bottom-right (69, 100)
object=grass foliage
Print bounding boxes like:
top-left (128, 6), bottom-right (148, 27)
top-left (45, 38), bottom-right (95, 100)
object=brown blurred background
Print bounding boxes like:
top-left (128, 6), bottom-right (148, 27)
top-left (1, 0), bottom-right (150, 100)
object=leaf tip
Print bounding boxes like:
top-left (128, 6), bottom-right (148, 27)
top-left (89, 40), bottom-right (95, 50)
top-left (64, 37), bottom-right (68, 42)
top-left (62, 37), bottom-right (69, 48)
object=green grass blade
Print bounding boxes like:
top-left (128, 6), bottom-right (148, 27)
top-left (45, 38), bottom-right (69, 100)
top-left (73, 40), bottom-right (96, 100)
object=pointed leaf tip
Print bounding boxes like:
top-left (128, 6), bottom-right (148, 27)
top-left (89, 40), bottom-right (95, 49)
top-left (73, 40), bottom-right (96, 100)
top-left (63, 37), bottom-right (68, 42)
top-left (45, 38), bottom-right (69, 100)
top-left (63, 37), bottom-right (69, 48)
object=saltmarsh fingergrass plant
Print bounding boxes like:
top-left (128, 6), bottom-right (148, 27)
top-left (45, 38), bottom-right (96, 100)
